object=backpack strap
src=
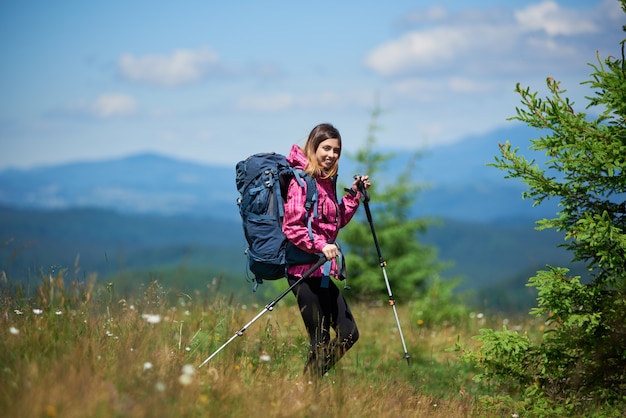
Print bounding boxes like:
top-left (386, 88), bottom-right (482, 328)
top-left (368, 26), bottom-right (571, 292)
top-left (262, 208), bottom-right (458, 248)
top-left (303, 175), bottom-right (318, 242)
top-left (290, 169), bottom-right (318, 242)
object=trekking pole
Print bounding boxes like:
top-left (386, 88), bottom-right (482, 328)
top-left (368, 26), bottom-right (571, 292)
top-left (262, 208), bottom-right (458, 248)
top-left (357, 177), bottom-right (411, 365)
top-left (198, 256), bottom-right (326, 368)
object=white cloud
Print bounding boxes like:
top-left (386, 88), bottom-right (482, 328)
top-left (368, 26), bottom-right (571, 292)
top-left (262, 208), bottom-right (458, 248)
top-left (364, 2), bottom-right (607, 78)
top-left (118, 47), bottom-right (219, 87)
top-left (60, 93), bottom-right (137, 119)
top-left (92, 94), bottom-right (138, 117)
top-left (515, 1), bottom-right (598, 36)
top-left (364, 27), bottom-right (470, 76)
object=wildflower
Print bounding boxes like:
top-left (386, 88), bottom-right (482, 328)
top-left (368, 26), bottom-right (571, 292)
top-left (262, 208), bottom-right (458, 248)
top-left (105, 330), bottom-right (114, 337)
top-left (143, 362), bottom-right (153, 371)
top-left (155, 382), bottom-right (166, 392)
top-left (179, 364), bottom-right (196, 386)
top-left (44, 404), bottom-right (57, 417)
top-left (181, 364), bottom-right (195, 376)
top-left (179, 373), bottom-right (193, 386)
top-left (14, 309), bottom-right (23, 315)
top-left (476, 312), bottom-right (484, 319)
top-left (55, 310), bottom-right (63, 315)
top-left (142, 313), bottom-right (161, 324)
top-left (417, 319), bottom-right (424, 326)
top-left (33, 308), bottom-right (43, 315)
top-left (259, 352), bottom-right (271, 362)
top-left (9, 326), bottom-right (19, 335)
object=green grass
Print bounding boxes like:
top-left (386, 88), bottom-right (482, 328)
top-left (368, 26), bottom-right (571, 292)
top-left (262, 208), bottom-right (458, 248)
top-left (0, 270), bottom-right (538, 418)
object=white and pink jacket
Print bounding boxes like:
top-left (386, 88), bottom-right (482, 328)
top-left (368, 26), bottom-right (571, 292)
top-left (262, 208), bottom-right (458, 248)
top-left (282, 144), bottom-right (361, 279)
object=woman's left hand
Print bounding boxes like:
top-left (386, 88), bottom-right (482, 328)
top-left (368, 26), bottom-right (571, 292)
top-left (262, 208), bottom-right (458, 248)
top-left (351, 175), bottom-right (371, 193)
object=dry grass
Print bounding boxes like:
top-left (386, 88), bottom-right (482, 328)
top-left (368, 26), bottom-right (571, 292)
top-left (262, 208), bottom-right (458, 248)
top-left (0, 276), bottom-right (526, 417)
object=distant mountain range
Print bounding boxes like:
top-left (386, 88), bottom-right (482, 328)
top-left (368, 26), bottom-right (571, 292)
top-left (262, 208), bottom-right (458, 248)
top-left (0, 124), bottom-right (556, 223)
top-left (0, 124), bottom-right (573, 312)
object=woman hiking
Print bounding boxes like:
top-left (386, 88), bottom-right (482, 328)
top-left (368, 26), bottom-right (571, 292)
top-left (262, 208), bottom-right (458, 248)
top-left (282, 122), bottom-right (370, 379)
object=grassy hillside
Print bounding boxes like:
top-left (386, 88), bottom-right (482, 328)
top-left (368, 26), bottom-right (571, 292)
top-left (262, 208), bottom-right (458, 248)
top-left (0, 272), bottom-right (538, 418)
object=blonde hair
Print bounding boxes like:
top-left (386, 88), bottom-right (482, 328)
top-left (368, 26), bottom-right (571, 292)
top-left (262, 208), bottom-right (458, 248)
top-left (303, 123), bottom-right (342, 179)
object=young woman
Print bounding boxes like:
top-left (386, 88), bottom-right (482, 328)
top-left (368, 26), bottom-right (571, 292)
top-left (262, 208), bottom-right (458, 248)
top-left (282, 123), bottom-right (370, 378)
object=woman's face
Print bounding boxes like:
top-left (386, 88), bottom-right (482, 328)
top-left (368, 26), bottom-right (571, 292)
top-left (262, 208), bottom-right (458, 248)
top-left (315, 137), bottom-right (341, 171)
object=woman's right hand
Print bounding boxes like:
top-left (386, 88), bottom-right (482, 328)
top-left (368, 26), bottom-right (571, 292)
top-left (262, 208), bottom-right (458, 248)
top-left (351, 175), bottom-right (370, 193)
top-left (321, 243), bottom-right (339, 260)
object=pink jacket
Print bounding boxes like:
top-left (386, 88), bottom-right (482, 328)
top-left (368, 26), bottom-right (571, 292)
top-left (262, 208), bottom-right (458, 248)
top-left (282, 144), bottom-right (361, 278)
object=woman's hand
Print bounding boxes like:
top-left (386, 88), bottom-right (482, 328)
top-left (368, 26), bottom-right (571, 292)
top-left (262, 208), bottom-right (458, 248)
top-left (351, 175), bottom-right (371, 193)
top-left (321, 243), bottom-right (339, 260)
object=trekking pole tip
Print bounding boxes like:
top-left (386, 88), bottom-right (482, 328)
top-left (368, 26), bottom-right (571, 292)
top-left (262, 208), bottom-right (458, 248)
top-left (404, 353), bottom-right (411, 366)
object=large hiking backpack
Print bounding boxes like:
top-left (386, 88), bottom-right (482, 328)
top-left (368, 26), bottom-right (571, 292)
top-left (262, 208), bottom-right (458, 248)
top-left (235, 152), bottom-right (319, 290)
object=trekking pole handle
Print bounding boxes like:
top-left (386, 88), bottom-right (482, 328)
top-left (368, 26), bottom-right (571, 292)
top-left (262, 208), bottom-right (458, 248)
top-left (354, 174), bottom-right (370, 203)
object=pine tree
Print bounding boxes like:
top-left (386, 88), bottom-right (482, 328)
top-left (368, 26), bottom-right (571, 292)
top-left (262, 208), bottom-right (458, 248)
top-left (464, 3), bottom-right (626, 414)
top-left (340, 106), bottom-right (448, 303)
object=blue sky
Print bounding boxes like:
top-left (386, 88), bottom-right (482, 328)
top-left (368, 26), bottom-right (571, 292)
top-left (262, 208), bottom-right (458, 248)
top-left (0, 0), bottom-right (623, 170)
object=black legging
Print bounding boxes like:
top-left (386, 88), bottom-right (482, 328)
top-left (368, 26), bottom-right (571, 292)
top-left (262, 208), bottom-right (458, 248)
top-left (288, 274), bottom-right (359, 377)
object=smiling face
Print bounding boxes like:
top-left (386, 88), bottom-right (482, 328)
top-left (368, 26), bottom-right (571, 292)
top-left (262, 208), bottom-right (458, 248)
top-left (315, 137), bottom-right (341, 172)
top-left (304, 123), bottom-right (342, 178)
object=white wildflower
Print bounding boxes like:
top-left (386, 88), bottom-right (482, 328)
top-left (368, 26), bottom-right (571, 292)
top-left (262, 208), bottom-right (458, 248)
top-left (143, 362), bottom-right (153, 371)
top-left (9, 326), bottom-right (19, 335)
top-left (33, 308), bottom-right (43, 315)
top-left (55, 310), bottom-right (63, 315)
top-left (14, 309), bottom-right (23, 315)
top-left (178, 363), bottom-right (195, 386)
top-left (178, 373), bottom-right (193, 386)
top-left (181, 364), bottom-right (195, 376)
top-left (142, 313), bottom-right (161, 324)
top-left (259, 353), bottom-right (271, 362)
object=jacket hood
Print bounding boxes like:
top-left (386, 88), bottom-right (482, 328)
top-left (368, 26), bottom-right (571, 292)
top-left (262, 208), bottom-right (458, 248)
top-left (286, 144), bottom-right (308, 170)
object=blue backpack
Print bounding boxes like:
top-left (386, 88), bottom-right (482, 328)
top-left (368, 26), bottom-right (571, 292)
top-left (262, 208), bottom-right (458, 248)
top-left (235, 152), bottom-right (320, 290)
